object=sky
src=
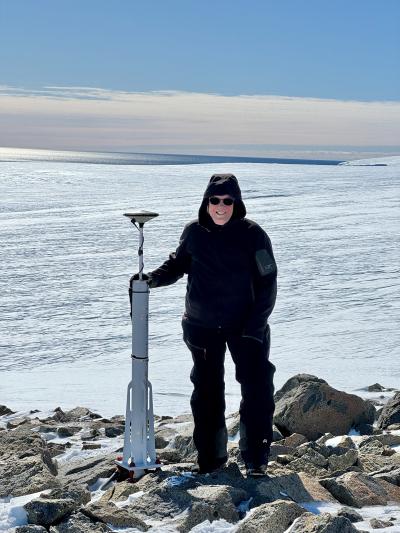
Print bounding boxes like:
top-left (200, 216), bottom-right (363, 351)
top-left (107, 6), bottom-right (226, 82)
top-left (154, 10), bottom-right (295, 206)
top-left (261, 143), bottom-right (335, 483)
top-left (0, 0), bottom-right (399, 156)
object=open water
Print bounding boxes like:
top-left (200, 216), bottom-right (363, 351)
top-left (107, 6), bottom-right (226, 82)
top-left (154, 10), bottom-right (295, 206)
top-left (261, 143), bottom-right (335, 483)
top-left (0, 149), bottom-right (399, 417)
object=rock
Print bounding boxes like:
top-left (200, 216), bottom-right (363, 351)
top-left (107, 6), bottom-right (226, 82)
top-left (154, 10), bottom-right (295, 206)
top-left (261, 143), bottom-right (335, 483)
top-left (176, 485), bottom-right (247, 532)
top-left (99, 479), bottom-right (142, 503)
top-left (370, 466), bottom-right (400, 486)
top-left (15, 527), bottom-right (48, 533)
top-left (104, 424), bottom-right (124, 438)
top-left (252, 471), bottom-right (336, 506)
top-left (296, 443), bottom-right (329, 464)
top-left (236, 499), bottom-right (306, 533)
top-left (377, 392), bottom-right (400, 429)
top-left (328, 449), bottom-right (358, 473)
top-left (282, 433), bottom-right (309, 447)
top-left (356, 423), bottom-right (375, 435)
top-left (337, 506), bottom-right (363, 523)
top-left (0, 405), bottom-right (15, 416)
top-left (367, 383), bottom-right (386, 392)
top-left (82, 501), bottom-right (148, 530)
top-left (358, 437), bottom-right (385, 454)
top-left (358, 452), bottom-right (400, 474)
top-left (81, 442), bottom-right (102, 450)
top-left (316, 433), bottom-right (334, 446)
top-left (274, 374), bottom-right (327, 402)
top-left (56, 426), bottom-right (81, 438)
top-left (44, 484), bottom-right (91, 506)
top-left (57, 453), bottom-right (116, 487)
top-left (51, 406), bottom-right (101, 423)
top-left (154, 426), bottom-right (176, 448)
top-left (169, 433), bottom-right (197, 462)
top-left (227, 412), bottom-right (240, 437)
top-left (157, 448), bottom-right (182, 464)
top-left (128, 478), bottom-right (245, 526)
top-left (64, 407), bottom-right (102, 421)
top-left (274, 375), bottom-right (375, 440)
top-left (289, 512), bottom-right (360, 532)
top-left (49, 511), bottom-right (112, 532)
top-left (320, 471), bottom-right (400, 507)
top-left (336, 436), bottom-right (356, 449)
top-left (0, 428), bottom-right (58, 497)
top-left (269, 443), bottom-right (297, 461)
top-left (6, 417), bottom-right (30, 429)
top-left (371, 433), bottom-right (400, 447)
top-left (24, 498), bottom-right (77, 528)
top-left (370, 517), bottom-right (394, 528)
top-left (79, 428), bottom-right (99, 441)
top-left (47, 442), bottom-right (70, 458)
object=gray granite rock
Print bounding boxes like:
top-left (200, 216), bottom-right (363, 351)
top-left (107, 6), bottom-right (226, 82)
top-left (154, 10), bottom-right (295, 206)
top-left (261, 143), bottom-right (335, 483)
top-left (236, 499), bottom-right (306, 533)
top-left (57, 453), bottom-right (116, 488)
top-left (289, 512), bottom-right (360, 532)
top-left (24, 498), bottom-right (77, 528)
top-left (82, 501), bottom-right (149, 530)
top-left (49, 511), bottom-right (112, 532)
top-left (328, 449), bottom-right (358, 473)
top-left (104, 424), bottom-right (124, 438)
top-left (320, 471), bottom-right (400, 507)
top-left (369, 517), bottom-right (394, 529)
top-left (175, 484), bottom-right (247, 532)
top-left (0, 428), bottom-right (58, 497)
top-left (44, 484), bottom-right (91, 506)
top-left (337, 506), bottom-right (363, 523)
top-left (377, 392), bottom-right (400, 429)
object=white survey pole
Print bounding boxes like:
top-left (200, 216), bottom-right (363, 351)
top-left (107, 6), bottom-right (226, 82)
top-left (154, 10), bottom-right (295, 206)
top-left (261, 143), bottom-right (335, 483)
top-left (116, 210), bottom-right (159, 480)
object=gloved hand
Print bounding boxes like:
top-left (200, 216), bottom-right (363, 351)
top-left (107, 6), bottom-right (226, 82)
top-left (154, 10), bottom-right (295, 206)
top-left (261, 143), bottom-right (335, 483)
top-left (130, 273), bottom-right (149, 284)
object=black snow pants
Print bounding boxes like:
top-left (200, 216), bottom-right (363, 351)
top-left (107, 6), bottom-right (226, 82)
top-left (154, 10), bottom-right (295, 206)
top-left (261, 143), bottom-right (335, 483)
top-left (182, 320), bottom-right (275, 470)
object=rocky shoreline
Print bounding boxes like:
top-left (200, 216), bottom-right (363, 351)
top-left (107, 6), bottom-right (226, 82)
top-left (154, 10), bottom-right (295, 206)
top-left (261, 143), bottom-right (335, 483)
top-left (1, 374), bottom-right (400, 532)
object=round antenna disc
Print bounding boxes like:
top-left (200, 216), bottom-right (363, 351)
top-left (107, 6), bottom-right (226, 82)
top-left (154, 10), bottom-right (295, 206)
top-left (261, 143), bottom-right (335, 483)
top-left (124, 210), bottom-right (159, 224)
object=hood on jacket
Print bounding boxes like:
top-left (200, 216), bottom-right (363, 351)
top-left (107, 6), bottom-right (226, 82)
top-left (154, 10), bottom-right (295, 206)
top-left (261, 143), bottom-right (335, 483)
top-left (198, 173), bottom-right (246, 226)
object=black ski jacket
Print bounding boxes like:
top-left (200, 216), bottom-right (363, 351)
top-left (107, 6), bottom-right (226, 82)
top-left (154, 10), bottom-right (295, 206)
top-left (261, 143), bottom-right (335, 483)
top-left (147, 174), bottom-right (277, 342)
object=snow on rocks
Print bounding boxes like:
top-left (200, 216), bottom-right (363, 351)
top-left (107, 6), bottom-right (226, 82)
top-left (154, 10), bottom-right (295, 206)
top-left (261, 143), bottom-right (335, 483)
top-left (0, 376), bottom-right (399, 532)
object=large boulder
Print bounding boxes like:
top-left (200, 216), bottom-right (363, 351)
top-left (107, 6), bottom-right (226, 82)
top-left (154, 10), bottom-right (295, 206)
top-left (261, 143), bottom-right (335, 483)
top-left (289, 512), bottom-right (359, 532)
top-left (251, 471), bottom-right (336, 506)
top-left (377, 392), bottom-right (400, 429)
top-left (236, 499), bottom-right (306, 533)
top-left (0, 428), bottom-right (58, 497)
top-left (274, 375), bottom-right (375, 440)
top-left (320, 471), bottom-right (400, 507)
top-left (24, 498), bottom-right (77, 528)
top-left (57, 453), bottom-right (116, 487)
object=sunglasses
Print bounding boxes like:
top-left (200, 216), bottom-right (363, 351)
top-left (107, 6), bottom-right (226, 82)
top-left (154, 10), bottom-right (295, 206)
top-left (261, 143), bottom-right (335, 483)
top-left (209, 196), bottom-right (234, 206)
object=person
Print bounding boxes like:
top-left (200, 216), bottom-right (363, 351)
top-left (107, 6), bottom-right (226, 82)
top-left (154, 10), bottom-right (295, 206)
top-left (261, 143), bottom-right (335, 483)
top-left (134, 174), bottom-right (277, 476)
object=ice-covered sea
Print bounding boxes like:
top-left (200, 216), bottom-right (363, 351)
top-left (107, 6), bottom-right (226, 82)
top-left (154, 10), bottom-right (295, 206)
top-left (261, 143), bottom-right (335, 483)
top-left (0, 150), bottom-right (399, 418)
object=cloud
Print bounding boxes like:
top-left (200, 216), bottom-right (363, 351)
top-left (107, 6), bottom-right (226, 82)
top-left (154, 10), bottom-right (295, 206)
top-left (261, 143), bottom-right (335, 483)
top-left (0, 86), bottom-right (399, 151)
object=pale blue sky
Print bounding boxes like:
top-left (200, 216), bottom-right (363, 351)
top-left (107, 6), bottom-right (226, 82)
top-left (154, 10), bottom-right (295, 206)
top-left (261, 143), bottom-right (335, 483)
top-left (1, 0), bottom-right (399, 99)
top-left (0, 1), bottom-right (399, 153)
